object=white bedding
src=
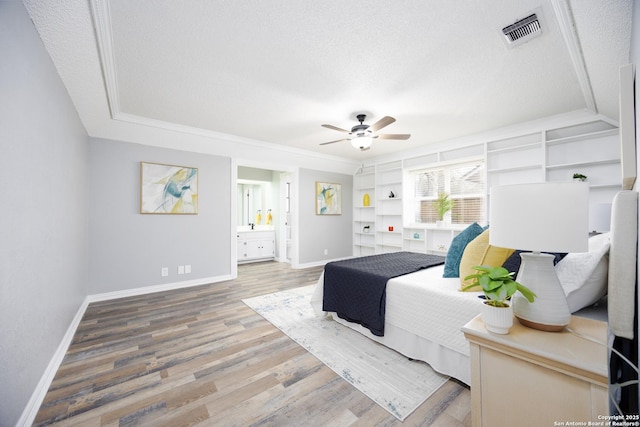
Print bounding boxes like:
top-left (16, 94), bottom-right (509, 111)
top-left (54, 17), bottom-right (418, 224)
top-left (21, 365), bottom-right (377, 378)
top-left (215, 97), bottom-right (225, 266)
top-left (311, 264), bottom-right (483, 385)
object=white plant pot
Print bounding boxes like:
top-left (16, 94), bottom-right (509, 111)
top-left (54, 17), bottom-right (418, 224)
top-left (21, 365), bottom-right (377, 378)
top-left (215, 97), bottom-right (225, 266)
top-left (435, 220), bottom-right (444, 227)
top-left (481, 301), bottom-right (513, 334)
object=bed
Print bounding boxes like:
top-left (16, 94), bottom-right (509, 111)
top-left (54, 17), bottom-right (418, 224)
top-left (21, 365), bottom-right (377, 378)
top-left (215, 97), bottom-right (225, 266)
top-left (312, 260), bottom-right (481, 384)
top-left (311, 190), bottom-right (638, 387)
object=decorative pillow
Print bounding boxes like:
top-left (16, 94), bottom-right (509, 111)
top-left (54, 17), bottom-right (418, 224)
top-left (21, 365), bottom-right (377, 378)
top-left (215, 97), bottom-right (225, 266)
top-left (556, 232), bottom-right (611, 313)
top-left (443, 222), bottom-right (484, 278)
top-left (459, 229), bottom-right (515, 291)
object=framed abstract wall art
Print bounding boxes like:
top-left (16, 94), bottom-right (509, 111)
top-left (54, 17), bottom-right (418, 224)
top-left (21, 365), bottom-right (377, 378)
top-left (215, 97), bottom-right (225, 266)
top-left (140, 162), bottom-right (198, 214)
top-left (315, 181), bottom-right (341, 215)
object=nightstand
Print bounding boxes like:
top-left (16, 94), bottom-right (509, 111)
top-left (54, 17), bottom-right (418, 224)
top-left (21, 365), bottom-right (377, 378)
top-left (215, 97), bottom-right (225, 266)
top-left (462, 314), bottom-right (608, 427)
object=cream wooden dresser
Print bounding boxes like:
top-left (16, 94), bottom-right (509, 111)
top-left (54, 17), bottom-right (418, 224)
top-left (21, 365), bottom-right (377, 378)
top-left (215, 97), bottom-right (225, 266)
top-left (462, 315), bottom-right (609, 427)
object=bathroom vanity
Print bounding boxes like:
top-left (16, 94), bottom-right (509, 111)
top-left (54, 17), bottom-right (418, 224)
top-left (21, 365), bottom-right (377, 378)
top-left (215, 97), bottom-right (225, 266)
top-left (237, 228), bottom-right (275, 263)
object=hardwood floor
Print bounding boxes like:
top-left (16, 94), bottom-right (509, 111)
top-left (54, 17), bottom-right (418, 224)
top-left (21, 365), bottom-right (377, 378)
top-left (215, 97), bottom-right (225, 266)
top-left (35, 261), bottom-right (471, 426)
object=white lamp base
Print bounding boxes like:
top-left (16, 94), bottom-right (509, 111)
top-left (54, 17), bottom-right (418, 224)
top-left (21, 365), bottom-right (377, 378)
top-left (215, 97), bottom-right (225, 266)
top-left (512, 252), bottom-right (571, 332)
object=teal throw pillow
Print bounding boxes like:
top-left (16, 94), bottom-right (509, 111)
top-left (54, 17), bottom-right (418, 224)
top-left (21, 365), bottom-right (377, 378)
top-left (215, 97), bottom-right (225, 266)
top-left (443, 222), bottom-right (484, 278)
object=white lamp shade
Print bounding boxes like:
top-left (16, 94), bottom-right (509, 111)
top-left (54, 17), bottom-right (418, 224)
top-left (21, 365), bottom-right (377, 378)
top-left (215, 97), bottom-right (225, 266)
top-left (489, 182), bottom-right (589, 253)
top-left (351, 136), bottom-right (372, 149)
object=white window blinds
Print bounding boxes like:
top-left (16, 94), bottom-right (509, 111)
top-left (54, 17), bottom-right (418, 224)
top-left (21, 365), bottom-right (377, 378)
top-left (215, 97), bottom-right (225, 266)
top-left (411, 160), bottom-right (485, 225)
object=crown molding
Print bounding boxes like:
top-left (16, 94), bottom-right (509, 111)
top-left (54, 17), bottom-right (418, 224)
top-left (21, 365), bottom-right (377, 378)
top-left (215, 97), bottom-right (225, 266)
top-left (90, 0), bottom-right (120, 118)
top-left (89, 0), bottom-right (358, 168)
top-left (111, 112), bottom-right (358, 166)
top-left (551, 0), bottom-right (597, 113)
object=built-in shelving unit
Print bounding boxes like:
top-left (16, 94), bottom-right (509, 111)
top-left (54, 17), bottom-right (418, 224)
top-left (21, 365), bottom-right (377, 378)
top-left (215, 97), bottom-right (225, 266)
top-left (484, 121), bottom-right (620, 223)
top-left (403, 224), bottom-right (466, 255)
top-left (353, 118), bottom-right (622, 256)
top-left (545, 124), bottom-right (621, 212)
top-left (353, 165), bottom-right (376, 256)
top-left (545, 127), bottom-right (620, 189)
top-left (486, 132), bottom-right (545, 188)
top-left (375, 161), bottom-right (403, 254)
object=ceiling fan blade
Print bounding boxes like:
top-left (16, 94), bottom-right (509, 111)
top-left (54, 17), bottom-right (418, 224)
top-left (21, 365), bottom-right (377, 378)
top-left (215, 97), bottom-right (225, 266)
top-left (319, 138), bottom-right (349, 146)
top-left (377, 133), bottom-right (411, 140)
top-left (321, 124), bottom-right (350, 133)
top-left (370, 116), bottom-right (396, 132)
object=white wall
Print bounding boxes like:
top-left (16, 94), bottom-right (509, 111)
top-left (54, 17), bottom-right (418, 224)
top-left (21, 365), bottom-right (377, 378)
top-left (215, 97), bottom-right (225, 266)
top-left (0, 2), bottom-right (89, 425)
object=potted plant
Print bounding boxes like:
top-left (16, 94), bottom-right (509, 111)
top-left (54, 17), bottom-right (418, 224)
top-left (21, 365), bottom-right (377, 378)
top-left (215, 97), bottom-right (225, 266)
top-left (433, 192), bottom-right (454, 226)
top-left (462, 266), bottom-right (537, 334)
top-left (573, 173), bottom-right (587, 182)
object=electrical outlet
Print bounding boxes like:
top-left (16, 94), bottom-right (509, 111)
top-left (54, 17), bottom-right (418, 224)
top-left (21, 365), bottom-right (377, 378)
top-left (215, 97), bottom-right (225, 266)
top-left (178, 265), bottom-right (185, 275)
top-left (185, 265), bottom-right (191, 274)
top-left (324, 249), bottom-right (328, 255)
top-left (161, 267), bottom-right (169, 277)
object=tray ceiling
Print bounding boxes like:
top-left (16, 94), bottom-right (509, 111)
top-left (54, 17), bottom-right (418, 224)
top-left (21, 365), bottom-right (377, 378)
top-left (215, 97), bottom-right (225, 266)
top-left (23, 0), bottom-right (632, 160)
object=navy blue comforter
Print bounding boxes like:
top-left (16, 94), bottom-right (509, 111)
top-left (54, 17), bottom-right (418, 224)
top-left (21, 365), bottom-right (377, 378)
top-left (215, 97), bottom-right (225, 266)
top-left (322, 252), bottom-right (445, 336)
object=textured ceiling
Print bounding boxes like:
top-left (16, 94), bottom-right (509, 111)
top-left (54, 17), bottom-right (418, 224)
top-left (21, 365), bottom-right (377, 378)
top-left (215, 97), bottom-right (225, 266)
top-left (23, 0), bottom-right (632, 160)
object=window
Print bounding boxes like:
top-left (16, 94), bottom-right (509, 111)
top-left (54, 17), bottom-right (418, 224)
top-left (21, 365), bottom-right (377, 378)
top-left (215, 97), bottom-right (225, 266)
top-left (410, 160), bottom-right (485, 225)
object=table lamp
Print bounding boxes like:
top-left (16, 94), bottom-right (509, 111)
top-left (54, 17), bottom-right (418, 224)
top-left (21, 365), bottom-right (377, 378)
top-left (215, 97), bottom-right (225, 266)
top-left (490, 182), bottom-right (589, 331)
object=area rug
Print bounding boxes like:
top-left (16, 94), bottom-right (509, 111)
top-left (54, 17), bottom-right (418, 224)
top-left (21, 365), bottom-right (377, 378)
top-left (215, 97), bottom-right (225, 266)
top-left (242, 285), bottom-right (449, 421)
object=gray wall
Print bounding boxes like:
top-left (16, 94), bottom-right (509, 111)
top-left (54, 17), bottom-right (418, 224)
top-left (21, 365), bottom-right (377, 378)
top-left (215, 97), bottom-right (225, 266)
top-left (298, 169), bottom-right (353, 264)
top-left (89, 138), bottom-right (232, 294)
top-left (0, 2), bottom-right (90, 425)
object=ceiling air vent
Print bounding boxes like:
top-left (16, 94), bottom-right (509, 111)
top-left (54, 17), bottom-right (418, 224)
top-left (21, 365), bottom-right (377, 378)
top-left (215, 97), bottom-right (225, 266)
top-left (502, 13), bottom-right (542, 47)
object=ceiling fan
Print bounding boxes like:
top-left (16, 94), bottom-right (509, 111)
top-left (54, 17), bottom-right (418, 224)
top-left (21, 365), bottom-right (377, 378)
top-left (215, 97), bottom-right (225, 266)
top-left (320, 114), bottom-right (411, 151)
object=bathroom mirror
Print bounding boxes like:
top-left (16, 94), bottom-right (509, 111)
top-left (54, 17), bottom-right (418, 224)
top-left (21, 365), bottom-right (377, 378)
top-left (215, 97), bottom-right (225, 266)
top-left (237, 180), bottom-right (269, 226)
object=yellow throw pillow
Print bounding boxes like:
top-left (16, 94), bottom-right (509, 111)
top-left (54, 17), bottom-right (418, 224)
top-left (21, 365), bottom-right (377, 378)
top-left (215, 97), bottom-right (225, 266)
top-left (459, 229), bottom-right (515, 291)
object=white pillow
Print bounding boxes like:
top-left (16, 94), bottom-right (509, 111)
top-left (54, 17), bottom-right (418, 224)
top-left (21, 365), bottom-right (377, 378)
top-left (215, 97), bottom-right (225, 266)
top-left (555, 233), bottom-right (611, 313)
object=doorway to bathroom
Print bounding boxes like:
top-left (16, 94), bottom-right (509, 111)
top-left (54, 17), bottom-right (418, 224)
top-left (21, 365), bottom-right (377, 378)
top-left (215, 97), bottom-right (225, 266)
top-left (237, 166), bottom-right (294, 265)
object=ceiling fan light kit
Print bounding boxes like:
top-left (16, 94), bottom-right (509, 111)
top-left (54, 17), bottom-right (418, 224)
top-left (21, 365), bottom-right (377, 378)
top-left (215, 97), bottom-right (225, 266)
top-left (351, 135), bottom-right (373, 150)
top-left (320, 114), bottom-right (411, 151)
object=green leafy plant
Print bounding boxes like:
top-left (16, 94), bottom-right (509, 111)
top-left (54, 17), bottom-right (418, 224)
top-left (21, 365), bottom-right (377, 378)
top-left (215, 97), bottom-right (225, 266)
top-left (433, 192), bottom-right (454, 221)
top-left (462, 266), bottom-right (536, 308)
top-left (573, 173), bottom-right (587, 182)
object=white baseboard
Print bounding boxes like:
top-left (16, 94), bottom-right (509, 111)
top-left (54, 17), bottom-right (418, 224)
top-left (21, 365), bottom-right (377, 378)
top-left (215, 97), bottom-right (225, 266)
top-left (88, 275), bottom-right (232, 303)
top-left (18, 274), bottom-right (231, 426)
top-left (294, 255), bottom-right (352, 269)
top-left (17, 296), bottom-right (90, 427)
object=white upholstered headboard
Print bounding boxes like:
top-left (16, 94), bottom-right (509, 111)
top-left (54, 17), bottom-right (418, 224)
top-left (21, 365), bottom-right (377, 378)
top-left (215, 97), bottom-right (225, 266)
top-left (608, 190), bottom-right (639, 339)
